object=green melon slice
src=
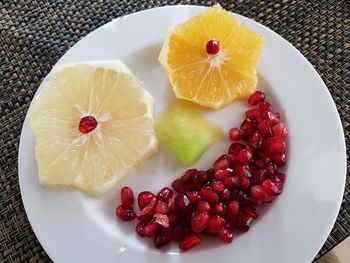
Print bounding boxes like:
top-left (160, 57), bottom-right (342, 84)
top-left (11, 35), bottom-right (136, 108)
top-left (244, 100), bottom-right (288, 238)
top-left (155, 101), bottom-right (222, 166)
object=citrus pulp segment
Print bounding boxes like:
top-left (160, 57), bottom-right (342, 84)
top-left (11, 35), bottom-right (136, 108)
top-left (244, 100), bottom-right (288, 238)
top-left (29, 60), bottom-right (158, 196)
top-left (159, 4), bottom-right (265, 109)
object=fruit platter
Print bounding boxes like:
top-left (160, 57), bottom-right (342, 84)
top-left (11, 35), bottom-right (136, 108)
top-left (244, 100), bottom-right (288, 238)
top-left (18, 5), bottom-right (346, 263)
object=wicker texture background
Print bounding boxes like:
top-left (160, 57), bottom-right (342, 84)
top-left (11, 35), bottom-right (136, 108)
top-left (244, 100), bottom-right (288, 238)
top-left (0, 0), bottom-right (349, 262)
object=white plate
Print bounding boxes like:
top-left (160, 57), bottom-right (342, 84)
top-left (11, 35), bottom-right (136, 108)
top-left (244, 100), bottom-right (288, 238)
top-left (19, 5), bottom-right (346, 263)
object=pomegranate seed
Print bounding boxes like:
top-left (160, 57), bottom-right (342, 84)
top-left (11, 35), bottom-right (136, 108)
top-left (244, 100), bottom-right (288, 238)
top-left (245, 109), bottom-right (261, 120)
top-left (258, 153), bottom-right (271, 165)
top-left (121, 186), bottom-right (134, 207)
top-left (227, 201), bottom-right (239, 219)
top-left (258, 120), bottom-right (273, 138)
top-left (136, 197), bottom-right (156, 221)
top-left (180, 227), bottom-right (192, 239)
top-left (156, 187), bottom-right (173, 202)
top-left (171, 179), bottom-right (186, 193)
top-left (235, 165), bottom-right (251, 178)
top-left (252, 160), bottom-right (263, 169)
top-left (206, 39), bottom-right (220, 55)
top-left (199, 169), bottom-right (210, 180)
top-left (231, 189), bottom-right (250, 204)
top-left (168, 212), bottom-right (178, 227)
top-left (239, 176), bottom-right (250, 189)
top-left (154, 200), bottom-right (169, 214)
top-left (274, 111), bottom-right (281, 120)
top-left (269, 172), bottom-right (286, 194)
top-left (262, 111), bottom-right (280, 127)
top-left (168, 196), bottom-right (176, 211)
top-left (251, 185), bottom-right (272, 204)
top-left (138, 191), bottom-right (155, 209)
top-left (220, 189), bottom-right (232, 202)
top-left (265, 162), bottom-right (277, 174)
top-left (228, 143), bottom-right (246, 155)
top-left (145, 222), bottom-right (160, 236)
top-left (242, 206), bottom-right (259, 219)
top-left (246, 145), bottom-right (255, 157)
top-left (272, 153), bottom-right (286, 166)
top-left (181, 169), bottom-right (197, 183)
top-left (240, 131), bottom-right (250, 142)
top-left (191, 211), bottom-right (209, 233)
top-left (205, 168), bottom-right (216, 180)
top-left (265, 141), bottom-right (286, 155)
top-left (206, 215), bottom-right (225, 234)
top-left (215, 169), bottom-right (232, 180)
top-left (270, 174), bottom-right (285, 195)
top-left (248, 91), bottom-right (265, 105)
top-left (186, 191), bottom-right (201, 204)
top-left (154, 213), bottom-right (170, 228)
top-left (212, 203), bottom-right (226, 216)
top-left (240, 118), bottom-right (258, 134)
top-left (200, 186), bottom-right (219, 203)
top-left (175, 193), bottom-right (191, 211)
top-left (192, 170), bottom-right (208, 190)
top-left (273, 123), bottom-right (288, 141)
top-left (116, 205), bottom-right (135, 221)
top-left (262, 180), bottom-right (279, 196)
top-left (224, 222), bottom-right (236, 230)
top-left (136, 213), bottom-right (153, 223)
top-left (229, 128), bottom-right (241, 141)
top-left (172, 226), bottom-right (183, 241)
top-left (213, 154), bottom-right (230, 170)
top-left (271, 172), bottom-right (286, 184)
top-left (196, 201), bottom-right (211, 213)
top-left (254, 159), bottom-right (265, 168)
top-left (237, 213), bottom-right (253, 232)
top-left (251, 168), bottom-right (268, 186)
top-left (211, 180), bottom-right (225, 193)
top-left (79, 116), bottom-right (98, 134)
top-left (179, 234), bottom-right (201, 252)
top-left (237, 149), bottom-right (252, 164)
top-left (227, 154), bottom-right (238, 165)
top-left (136, 222), bottom-right (147, 236)
top-left (223, 176), bottom-right (240, 188)
top-left (219, 228), bottom-right (234, 243)
top-left (248, 131), bottom-right (263, 148)
top-left (250, 185), bottom-right (266, 204)
top-left (178, 214), bottom-right (192, 229)
top-left (258, 101), bottom-right (272, 114)
top-left (154, 229), bottom-right (172, 248)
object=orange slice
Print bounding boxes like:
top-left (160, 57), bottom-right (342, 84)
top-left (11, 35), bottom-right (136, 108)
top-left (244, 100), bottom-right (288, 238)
top-left (159, 4), bottom-right (265, 109)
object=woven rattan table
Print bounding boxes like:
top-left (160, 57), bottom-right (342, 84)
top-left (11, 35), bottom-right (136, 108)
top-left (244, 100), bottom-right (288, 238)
top-left (1, 0), bottom-right (349, 262)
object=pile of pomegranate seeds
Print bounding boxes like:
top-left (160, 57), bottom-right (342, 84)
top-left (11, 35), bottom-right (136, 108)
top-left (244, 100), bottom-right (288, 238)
top-left (115, 91), bottom-right (288, 252)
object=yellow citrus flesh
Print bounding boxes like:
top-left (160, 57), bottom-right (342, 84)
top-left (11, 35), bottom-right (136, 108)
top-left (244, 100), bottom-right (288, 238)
top-left (29, 60), bottom-right (158, 196)
top-left (159, 4), bottom-right (265, 109)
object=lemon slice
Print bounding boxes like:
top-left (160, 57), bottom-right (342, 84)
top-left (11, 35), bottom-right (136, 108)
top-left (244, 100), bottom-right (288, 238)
top-left (29, 60), bottom-right (158, 196)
